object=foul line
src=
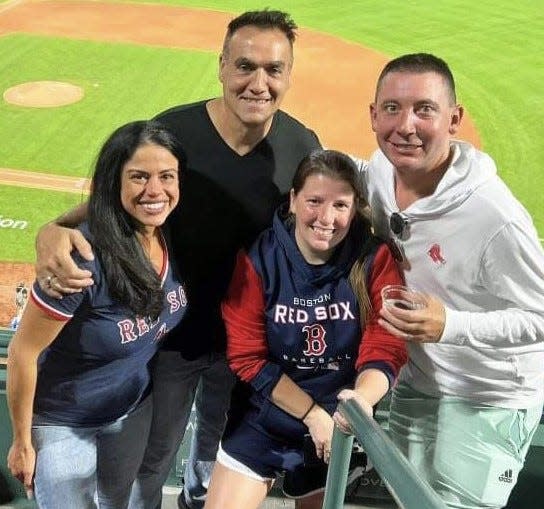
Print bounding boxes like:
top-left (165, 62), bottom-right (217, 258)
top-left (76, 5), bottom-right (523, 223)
top-left (0, 167), bottom-right (90, 194)
top-left (0, 0), bottom-right (24, 14)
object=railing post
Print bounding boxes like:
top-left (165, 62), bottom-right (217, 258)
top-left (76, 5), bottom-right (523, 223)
top-left (337, 399), bottom-right (448, 509)
top-left (321, 427), bottom-right (353, 509)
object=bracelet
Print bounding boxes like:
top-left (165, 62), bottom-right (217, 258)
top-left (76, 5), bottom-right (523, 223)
top-left (300, 400), bottom-right (316, 421)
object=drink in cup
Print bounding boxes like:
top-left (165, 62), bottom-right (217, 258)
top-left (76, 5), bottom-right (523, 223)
top-left (381, 285), bottom-right (426, 311)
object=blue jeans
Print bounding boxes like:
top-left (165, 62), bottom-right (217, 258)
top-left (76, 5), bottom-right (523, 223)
top-left (32, 394), bottom-right (152, 509)
top-left (129, 350), bottom-right (235, 509)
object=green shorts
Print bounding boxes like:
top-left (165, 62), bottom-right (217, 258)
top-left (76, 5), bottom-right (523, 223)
top-left (388, 382), bottom-right (542, 509)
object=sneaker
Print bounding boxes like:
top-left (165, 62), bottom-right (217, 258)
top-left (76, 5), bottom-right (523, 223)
top-left (282, 463), bottom-right (328, 499)
top-left (177, 490), bottom-right (206, 509)
top-left (177, 494), bottom-right (188, 509)
top-left (177, 492), bottom-right (192, 509)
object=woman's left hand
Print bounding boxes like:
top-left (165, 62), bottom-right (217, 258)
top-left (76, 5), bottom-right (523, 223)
top-left (333, 389), bottom-right (373, 434)
top-left (7, 441), bottom-right (35, 496)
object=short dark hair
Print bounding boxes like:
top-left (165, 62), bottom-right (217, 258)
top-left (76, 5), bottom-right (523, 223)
top-left (223, 9), bottom-right (297, 54)
top-left (89, 120), bottom-right (181, 319)
top-left (376, 53), bottom-right (457, 104)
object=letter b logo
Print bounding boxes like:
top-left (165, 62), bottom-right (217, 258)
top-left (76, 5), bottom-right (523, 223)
top-left (302, 324), bottom-right (327, 356)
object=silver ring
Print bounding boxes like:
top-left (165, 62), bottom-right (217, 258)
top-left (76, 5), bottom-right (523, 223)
top-left (44, 275), bottom-right (53, 287)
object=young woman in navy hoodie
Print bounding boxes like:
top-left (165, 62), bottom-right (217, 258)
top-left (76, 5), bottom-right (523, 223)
top-left (204, 149), bottom-right (407, 509)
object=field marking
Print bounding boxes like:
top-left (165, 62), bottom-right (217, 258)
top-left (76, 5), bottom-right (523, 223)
top-left (0, 167), bottom-right (90, 193)
top-left (0, 0), bottom-right (24, 15)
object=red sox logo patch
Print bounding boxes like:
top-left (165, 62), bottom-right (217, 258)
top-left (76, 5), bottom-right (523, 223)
top-left (428, 243), bottom-right (446, 266)
top-left (302, 323), bottom-right (327, 356)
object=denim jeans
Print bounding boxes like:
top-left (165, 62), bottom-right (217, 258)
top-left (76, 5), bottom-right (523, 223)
top-left (129, 350), bottom-right (235, 509)
top-left (32, 394), bottom-right (152, 509)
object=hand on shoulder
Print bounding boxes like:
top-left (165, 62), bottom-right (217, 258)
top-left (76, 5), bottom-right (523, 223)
top-left (35, 223), bottom-right (94, 298)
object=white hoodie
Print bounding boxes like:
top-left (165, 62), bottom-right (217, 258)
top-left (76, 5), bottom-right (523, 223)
top-left (360, 140), bottom-right (544, 408)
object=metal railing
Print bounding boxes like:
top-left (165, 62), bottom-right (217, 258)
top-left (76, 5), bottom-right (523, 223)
top-left (322, 399), bottom-right (447, 509)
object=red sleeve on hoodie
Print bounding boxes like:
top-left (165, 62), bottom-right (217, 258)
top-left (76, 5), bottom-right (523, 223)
top-left (355, 243), bottom-right (408, 377)
top-left (221, 250), bottom-right (268, 383)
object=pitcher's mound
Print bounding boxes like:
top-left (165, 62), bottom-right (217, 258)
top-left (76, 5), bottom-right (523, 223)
top-left (3, 80), bottom-right (84, 107)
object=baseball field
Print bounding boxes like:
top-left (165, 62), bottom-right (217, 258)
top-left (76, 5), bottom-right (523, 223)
top-left (0, 0), bottom-right (542, 323)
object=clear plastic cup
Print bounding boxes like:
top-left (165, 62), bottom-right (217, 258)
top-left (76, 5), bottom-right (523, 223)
top-left (381, 285), bottom-right (426, 311)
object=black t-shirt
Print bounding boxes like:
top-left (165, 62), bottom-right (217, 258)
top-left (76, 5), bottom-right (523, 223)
top-left (155, 100), bottom-right (321, 358)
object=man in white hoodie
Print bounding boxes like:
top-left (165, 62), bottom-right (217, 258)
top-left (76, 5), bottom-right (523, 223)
top-left (340, 53), bottom-right (544, 508)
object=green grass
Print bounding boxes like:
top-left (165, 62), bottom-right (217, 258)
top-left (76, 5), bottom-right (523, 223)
top-left (0, 0), bottom-right (542, 264)
top-left (0, 34), bottom-right (220, 176)
top-left (0, 186), bottom-right (85, 262)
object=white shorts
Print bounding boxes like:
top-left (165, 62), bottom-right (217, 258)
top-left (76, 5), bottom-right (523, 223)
top-left (216, 443), bottom-right (275, 483)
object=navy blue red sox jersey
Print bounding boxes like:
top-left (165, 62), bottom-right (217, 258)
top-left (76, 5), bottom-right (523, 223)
top-left (31, 223), bottom-right (187, 426)
top-left (222, 207), bottom-right (407, 442)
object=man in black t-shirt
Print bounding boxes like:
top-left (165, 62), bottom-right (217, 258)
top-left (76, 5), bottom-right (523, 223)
top-left (35, 10), bottom-right (321, 509)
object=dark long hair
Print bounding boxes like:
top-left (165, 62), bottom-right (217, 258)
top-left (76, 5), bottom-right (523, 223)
top-left (88, 120), bottom-right (181, 320)
top-left (292, 150), bottom-right (373, 325)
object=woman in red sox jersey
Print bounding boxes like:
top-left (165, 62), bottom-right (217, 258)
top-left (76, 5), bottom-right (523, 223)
top-left (7, 121), bottom-right (187, 509)
top-left (204, 150), bottom-right (407, 509)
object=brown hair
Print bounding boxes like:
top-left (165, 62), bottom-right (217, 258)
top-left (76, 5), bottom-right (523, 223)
top-left (292, 149), bottom-right (373, 325)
